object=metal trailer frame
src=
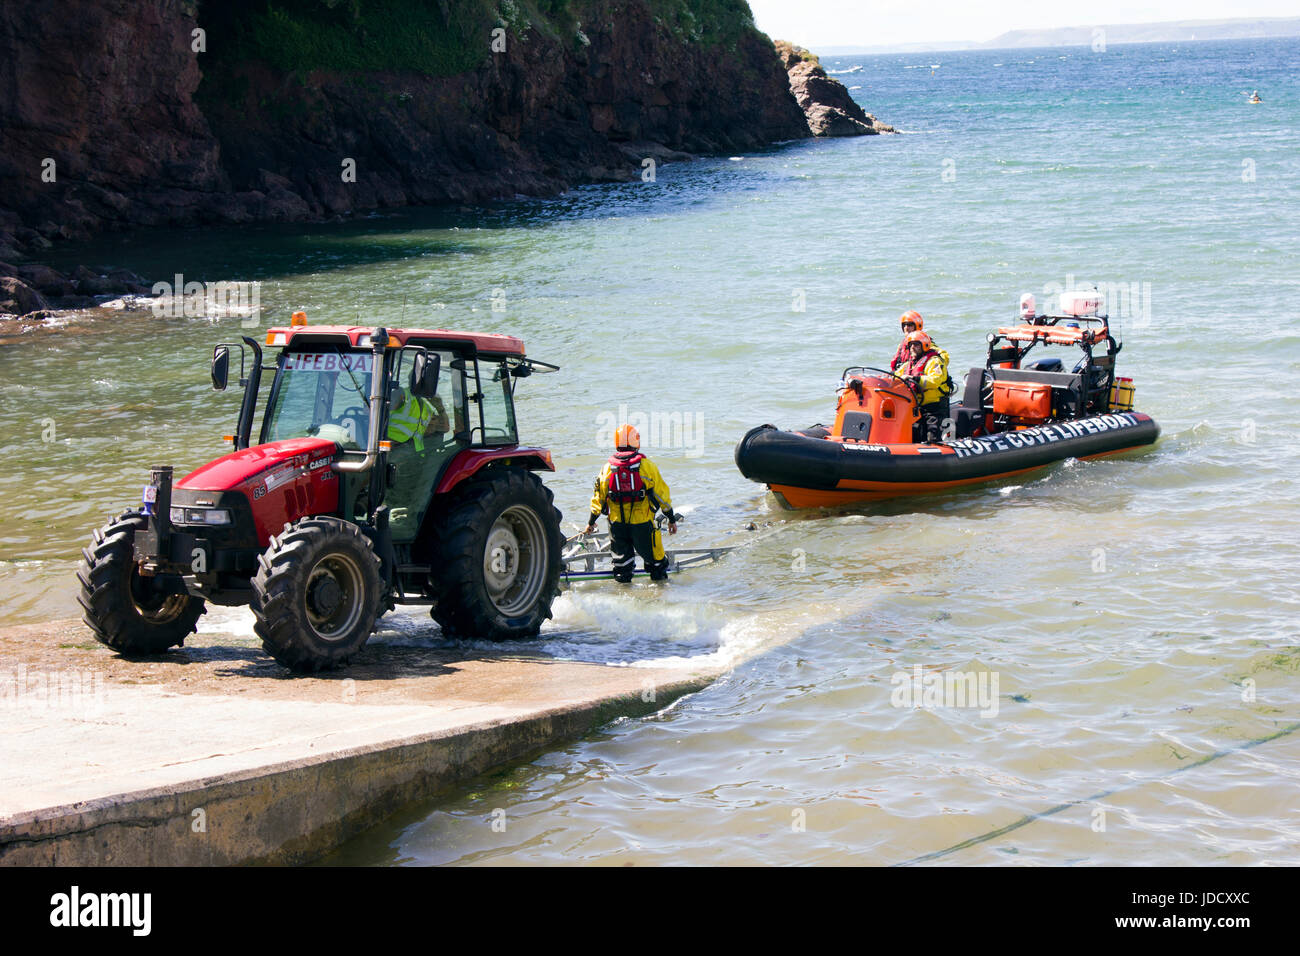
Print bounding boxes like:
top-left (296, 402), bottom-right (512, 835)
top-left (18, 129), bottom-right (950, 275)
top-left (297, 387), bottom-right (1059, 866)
top-left (560, 531), bottom-right (734, 583)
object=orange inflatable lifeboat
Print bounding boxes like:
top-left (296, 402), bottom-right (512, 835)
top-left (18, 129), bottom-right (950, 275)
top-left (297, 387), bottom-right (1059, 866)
top-left (735, 312), bottom-right (1159, 509)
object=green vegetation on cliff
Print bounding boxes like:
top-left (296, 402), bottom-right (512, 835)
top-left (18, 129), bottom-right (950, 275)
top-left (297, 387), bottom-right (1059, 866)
top-left (649, 0), bottom-right (756, 47)
top-left (197, 0), bottom-right (763, 79)
top-left (199, 0), bottom-right (502, 77)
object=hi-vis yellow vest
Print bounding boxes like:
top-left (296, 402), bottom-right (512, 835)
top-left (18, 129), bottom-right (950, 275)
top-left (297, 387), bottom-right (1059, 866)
top-left (387, 394), bottom-right (434, 451)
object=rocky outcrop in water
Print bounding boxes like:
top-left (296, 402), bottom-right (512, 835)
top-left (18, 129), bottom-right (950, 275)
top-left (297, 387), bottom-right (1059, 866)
top-left (0, 0), bottom-right (809, 263)
top-left (0, 262), bottom-right (151, 320)
top-left (774, 40), bottom-right (895, 136)
top-left (0, 277), bottom-right (48, 318)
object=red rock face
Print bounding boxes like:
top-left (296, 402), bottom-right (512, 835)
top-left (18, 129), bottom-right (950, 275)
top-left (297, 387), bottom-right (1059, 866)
top-left (774, 40), bottom-right (896, 137)
top-left (0, 0), bottom-right (225, 240)
top-left (0, 0), bottom-right (810, 250)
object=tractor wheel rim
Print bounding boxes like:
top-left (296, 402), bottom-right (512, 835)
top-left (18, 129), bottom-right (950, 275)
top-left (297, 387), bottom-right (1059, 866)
top-left (483, 505), bottom-right (548, 617)
top-left (305, 552), bottom-right (365, 641)
top-left (129, 568), bottom-right (186, 623)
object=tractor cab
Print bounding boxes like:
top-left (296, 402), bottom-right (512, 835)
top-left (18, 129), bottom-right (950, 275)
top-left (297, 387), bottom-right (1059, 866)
top-left (79, 318), bottom-right (565, 673)
top-left (219, 323), bottom-right (553, 539)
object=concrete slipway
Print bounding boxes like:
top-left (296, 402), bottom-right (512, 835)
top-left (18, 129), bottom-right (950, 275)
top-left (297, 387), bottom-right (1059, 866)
top-left (0, 616), bottom-right (721, 865)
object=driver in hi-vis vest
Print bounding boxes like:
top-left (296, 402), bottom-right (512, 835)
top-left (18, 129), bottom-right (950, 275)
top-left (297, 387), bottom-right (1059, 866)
top-left (383, 386), bottom-right (453, 536)
top-left (585, 424), bottom-right (679, 583)
top-left (386, 387), bottom-right (449, 452)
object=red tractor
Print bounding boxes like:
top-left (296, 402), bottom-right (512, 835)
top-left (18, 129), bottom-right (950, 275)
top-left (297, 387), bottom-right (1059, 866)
top-left (77, 322), bottom-right (564, 672)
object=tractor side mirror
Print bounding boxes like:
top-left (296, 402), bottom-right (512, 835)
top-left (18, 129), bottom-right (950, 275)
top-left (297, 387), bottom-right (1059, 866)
top-left (211, 346), bottom-right (230, 391)
top-left (410, 351), bottom-right (440, 400)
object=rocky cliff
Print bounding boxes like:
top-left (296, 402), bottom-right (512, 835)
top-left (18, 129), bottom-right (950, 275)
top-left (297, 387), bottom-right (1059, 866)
top-left (774, 40), bottom-right (895, 136)
top-left (0, 0), bottom-right (808, 262)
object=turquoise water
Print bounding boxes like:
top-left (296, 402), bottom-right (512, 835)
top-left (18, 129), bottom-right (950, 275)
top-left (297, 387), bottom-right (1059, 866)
top-left (4, 38), bottom-right (1299, 864)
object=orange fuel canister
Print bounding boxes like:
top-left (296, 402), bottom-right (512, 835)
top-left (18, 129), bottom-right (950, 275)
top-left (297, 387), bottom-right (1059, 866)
top-left (991, 380), bottom-right (1052, 422)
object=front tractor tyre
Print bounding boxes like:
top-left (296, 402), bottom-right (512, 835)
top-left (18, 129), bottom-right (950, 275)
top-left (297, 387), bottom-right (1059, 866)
top-left (432, 468), bottom-right (563, 640)
top-left (76, 512), bottom-right (205, 654)
top-left (251, 517), bottom-right (384, 672)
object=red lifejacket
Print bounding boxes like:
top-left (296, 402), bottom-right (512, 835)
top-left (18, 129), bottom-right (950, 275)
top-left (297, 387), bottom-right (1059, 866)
top-left (899, 348), bottom-right (939, 378)
top-left (607, 451), bottom-right (647, 504)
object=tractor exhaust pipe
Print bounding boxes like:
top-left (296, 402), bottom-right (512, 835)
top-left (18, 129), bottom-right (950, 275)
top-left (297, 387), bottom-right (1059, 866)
top-left (234, 336), bottom-right (263, 450)
top-left (333, 328), bottom-right (389, 474)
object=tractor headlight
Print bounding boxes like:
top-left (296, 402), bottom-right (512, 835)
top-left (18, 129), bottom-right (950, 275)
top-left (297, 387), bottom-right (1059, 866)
top-left (171, 507), bottom-right (233, 526)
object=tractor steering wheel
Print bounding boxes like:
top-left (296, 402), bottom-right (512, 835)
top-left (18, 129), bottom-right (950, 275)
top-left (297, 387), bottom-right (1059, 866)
top-left (330, 407), bottom-right (369, 446)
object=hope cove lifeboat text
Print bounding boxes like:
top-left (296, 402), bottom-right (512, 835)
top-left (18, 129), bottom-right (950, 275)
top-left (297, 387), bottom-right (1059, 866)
top-left (946, 412), bottom-right (1142, 458)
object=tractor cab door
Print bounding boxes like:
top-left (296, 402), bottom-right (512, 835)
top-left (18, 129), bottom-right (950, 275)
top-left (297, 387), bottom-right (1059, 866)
top-left (471, 357), bottom-right (519, 446)
top-left (384, 348), bottom-right (468, 541)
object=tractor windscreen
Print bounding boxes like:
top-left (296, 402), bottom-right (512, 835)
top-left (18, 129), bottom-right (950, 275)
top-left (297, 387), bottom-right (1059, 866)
top-left (263, 349), bottom-right (376, 449)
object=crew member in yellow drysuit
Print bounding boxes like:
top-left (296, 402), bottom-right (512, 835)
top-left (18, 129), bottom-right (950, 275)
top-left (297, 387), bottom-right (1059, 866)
top-left (898, 331), bottom-right (954, 443)
top-left (585, 424), bottom-right (679, 583)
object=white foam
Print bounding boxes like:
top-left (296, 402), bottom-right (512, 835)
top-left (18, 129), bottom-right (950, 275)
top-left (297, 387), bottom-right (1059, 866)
top-left (196, 605), bottom-right (257, 638)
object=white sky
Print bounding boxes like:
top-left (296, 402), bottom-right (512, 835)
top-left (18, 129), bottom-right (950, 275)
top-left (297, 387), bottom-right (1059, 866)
top-left (746, 0), bottom-right (1300, 47)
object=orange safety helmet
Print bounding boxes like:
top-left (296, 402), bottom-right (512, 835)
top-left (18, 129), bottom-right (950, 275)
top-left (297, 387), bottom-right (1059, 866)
top-left (905, 330), bottom-right (933, 349)
top-left (614, 423), bottom-right (641, 450)
top-left (899, 310), bottom-right (924, 330)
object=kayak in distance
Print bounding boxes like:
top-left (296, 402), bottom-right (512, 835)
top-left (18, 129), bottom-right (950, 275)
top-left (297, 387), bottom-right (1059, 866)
top-left (735, 290), bottom-right (1160, 509)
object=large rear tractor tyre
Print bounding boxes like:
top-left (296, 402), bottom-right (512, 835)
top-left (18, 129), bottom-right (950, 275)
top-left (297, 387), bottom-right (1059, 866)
top-left (431, 469), bottom-right (563, 640)
top-left (76, 512), bottom-right (205, 654)
top-left (251, 517), bottom-right (384, 672)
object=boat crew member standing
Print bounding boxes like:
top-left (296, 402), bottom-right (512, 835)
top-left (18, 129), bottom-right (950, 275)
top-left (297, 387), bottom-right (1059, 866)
top-left (890, 311), bottom-right (927, 372)
top-left (899, 331), bottom-right (955, 443)
top-left (585, 424), bottom-right (679, 583)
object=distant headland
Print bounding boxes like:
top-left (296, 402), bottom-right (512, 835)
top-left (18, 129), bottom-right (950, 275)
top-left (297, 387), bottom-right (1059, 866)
top-left (818, 15), bottom-right (1300, 56)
